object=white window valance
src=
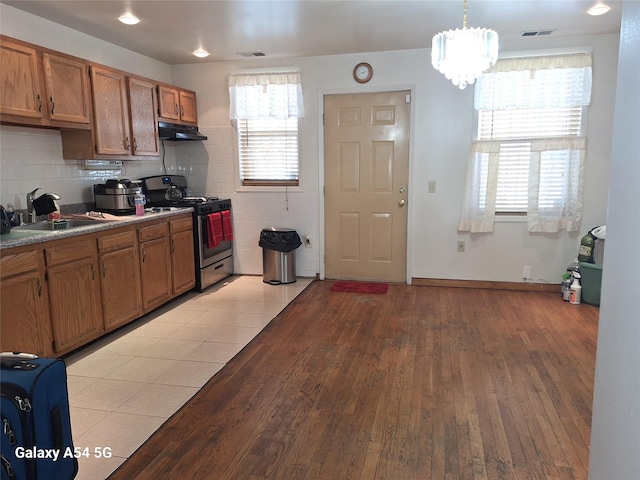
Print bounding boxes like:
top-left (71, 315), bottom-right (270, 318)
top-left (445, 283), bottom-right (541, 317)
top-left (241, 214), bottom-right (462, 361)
top-left (475, 53), bottom-right (592, 111)
top-left (229, 71), bottom-right (305, 120)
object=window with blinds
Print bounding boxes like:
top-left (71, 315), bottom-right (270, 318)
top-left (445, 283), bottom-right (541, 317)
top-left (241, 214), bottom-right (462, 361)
top-left (474, 60), bottom-right (589, 213)
top-left (237, 118), bottom-right (299, 186)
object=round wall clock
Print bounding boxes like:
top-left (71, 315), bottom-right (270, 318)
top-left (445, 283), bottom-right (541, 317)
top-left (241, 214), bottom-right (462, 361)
top-left (353, 62), bottom-right (373, 83)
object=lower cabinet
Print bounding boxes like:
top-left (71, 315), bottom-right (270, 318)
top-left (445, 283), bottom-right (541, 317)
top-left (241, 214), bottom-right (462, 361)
top-left (170, 216), bottom-right (196, 295)
top-left (98, 228), bottom-right (142, 330)
top-left (0, 213), bottom-right (195, 356)
top-left (45, 238), bottom-right (104, 354)
top-left (138, 222), bottom-right (173, 311)
top-left (0, 250), bottom-right (54, 357)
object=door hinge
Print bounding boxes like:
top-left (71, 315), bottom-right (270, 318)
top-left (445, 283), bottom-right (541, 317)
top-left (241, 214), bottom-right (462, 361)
top-left (44, 272), bottom-right (48, 282)
top-left (322, 114), bottom-right (325, 125)
top-left (52, 341), bottom-right (57, 352)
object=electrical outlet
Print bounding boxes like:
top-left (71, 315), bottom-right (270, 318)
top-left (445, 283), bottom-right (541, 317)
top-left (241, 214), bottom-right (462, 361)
top-left (457, 241), bottom-right (465, 253)
top-left (522, 265), bottom-right (532, 279)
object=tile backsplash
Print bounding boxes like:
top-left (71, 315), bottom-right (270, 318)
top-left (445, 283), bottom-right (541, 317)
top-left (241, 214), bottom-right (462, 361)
top-left (0, 124), bottom-right (319, 277)
top-left (0, 125), bottom-right (178, 210)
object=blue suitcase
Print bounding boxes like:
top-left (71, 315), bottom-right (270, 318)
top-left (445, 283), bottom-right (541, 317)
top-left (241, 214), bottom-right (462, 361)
top-left (1, 354), bottom-right (77, 480)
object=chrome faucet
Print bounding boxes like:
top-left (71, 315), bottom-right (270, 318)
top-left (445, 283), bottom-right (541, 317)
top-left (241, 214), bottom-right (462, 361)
top-left (26, 188), bottom-right (41, 223)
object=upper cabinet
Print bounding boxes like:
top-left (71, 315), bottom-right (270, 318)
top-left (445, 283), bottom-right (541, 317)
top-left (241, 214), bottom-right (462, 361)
top-left (42, 53), bottom-right (92, 124)
top-left (157, 84), bottom-right (198, 125)
top-left (61, 67), bottom-right (160, 159)
top-left (0, 36), bottom-right (91, 129)
top-left (1, 35), bottom-right (199, 159)
top-left (128, 77), bottom-right (159, 156)
top-left (91, 65), bottom-right (131, 156)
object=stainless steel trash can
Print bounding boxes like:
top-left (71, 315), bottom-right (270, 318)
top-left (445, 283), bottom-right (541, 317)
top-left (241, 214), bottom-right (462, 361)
top-left (259, 228), bottom-right (301, 285)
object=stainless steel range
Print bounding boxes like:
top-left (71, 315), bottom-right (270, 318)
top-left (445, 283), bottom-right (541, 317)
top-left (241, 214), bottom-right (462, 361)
top-left (139, 175), bottom-right (233, 291)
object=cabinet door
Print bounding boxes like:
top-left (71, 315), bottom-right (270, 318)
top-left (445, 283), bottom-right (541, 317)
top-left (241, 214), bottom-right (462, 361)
top-left (0, 40), bottom-right (43, 119)
top-left (42, 53), bottom-right (91, 124)
top-left (90, 66), bottom-right (131, 155)
top-left (139, 237), bottom-right (172, 310)
top-left (0, 271), bottom-right (53, 357)
top-left (171, 229), bottom-right (196, 295)
top-left (128, 77), bottom-right (159, 156)
top-left (48, 258), bottom-right (104, 354)
top-left (179, 90), bottom-right (198, 124)
top-left (100, 246), bottom-right (142, 330)
top-left (157, 85), bottom-right (180, 121)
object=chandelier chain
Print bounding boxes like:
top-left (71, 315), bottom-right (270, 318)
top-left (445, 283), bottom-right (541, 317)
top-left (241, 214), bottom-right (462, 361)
top-left (463, 0), bottom-right (468, 29)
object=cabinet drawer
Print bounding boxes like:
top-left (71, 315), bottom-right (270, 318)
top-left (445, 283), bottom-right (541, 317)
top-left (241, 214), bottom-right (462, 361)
top-left (45, 238), bottom-right (95, 266)
top-left (170, 216), bottom-right (192, 233)
top-left (98, 229), bottom-right (136, 253)
top-left (138, 222), bottom-right (169, 242)
top-left (0, 250), bottom-right (41, 278)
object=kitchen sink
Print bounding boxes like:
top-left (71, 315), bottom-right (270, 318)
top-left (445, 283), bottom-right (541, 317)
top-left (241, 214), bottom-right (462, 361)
top-left (15, 219), bottom-right (114, 231)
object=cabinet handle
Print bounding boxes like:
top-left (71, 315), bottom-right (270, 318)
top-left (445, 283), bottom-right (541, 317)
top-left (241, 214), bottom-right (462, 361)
top-left (124, 136), bottom-right (130, 150)
top-left (142, 248), bottom-right (146, 262)
top-left (36, 277), bottom-right (43, 297)
top-left (171, 239), bottom-right (176, 253)
top-left (102, 261), bottom-right (107, 277)
top-left (133, 137), bottom-right (138, 153)
top-left (181, 105), bottom-right (185, 118)
top-left (174, 103), bottom-right (179, 115)
top-left (37, 94), bottom-right (42, 113)
top-left (50, 96), bottom-right (55, 115)
top-left (90, 264), bottom-right (96, 280)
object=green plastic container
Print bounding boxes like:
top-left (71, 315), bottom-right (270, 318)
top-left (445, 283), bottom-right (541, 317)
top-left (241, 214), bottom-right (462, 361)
top-left (579, 262), bottom-right (603, 306)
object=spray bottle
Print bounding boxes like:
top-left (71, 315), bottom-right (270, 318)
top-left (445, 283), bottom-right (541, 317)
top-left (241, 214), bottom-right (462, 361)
top-left (569, 272), bottom-right (582, 305)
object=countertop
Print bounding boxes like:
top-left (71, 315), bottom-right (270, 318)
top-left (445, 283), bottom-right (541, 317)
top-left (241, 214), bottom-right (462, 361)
top-left (0, 208), bottom-right (193, 250)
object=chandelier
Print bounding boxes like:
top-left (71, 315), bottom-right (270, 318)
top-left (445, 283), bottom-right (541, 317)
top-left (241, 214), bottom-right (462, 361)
top-left (431, 0), bottom-right (499, 89)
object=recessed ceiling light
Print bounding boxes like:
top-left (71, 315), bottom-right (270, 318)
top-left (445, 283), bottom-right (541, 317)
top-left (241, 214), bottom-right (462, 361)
top-left (118, 14), bottom-right (140, 25)
top-left (193, 49), bottom-right (210, 58)
top-left (587, 3), bottom-right (611, 16)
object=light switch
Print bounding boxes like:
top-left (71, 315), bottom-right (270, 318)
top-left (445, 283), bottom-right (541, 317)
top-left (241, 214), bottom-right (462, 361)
top-left (428, 181), bottom-right (436, 193)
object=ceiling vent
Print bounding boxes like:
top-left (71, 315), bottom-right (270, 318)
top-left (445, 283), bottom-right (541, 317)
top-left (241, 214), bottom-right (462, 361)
top-left (237, 52), bottom-right (266, 57)
top-left (521, 30), bottom-right (554, 37)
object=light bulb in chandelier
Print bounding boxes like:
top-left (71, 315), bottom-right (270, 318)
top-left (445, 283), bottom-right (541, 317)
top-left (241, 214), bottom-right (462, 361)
top-left (431, 0), bottom-right (499, 89)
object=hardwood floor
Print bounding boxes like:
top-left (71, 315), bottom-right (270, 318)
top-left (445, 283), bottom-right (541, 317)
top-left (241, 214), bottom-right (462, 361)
top-left (108, 281), bottom-right (599, 480)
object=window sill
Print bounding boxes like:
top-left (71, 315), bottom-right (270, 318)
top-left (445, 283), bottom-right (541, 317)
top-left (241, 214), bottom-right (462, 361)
top-left (495, 214), bottom-right (527, 223)
top-left (236, 185), bottom-right (303, 193)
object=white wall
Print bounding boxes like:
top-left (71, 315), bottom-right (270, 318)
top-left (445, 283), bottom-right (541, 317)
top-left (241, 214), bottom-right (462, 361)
top-left (0, 3), bottom-right (619, 283)
top-left (589, 2), bottom-right (640, 478)
top-left (171, 34), bottom-right (618, 281)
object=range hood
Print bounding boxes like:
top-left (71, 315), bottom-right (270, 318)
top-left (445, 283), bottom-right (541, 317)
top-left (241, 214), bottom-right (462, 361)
top-left (158, 121), bottom-right (208, 141)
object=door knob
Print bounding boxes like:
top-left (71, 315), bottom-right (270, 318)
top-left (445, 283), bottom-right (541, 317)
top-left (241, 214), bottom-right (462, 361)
top-left (399, 199), bottom-right (406, 207)
top-left (399, 186), bottom-right (406, 193)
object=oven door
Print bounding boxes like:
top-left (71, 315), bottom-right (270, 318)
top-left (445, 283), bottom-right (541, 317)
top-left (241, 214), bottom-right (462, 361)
top-left (197, 214), bottom-right (233, 268)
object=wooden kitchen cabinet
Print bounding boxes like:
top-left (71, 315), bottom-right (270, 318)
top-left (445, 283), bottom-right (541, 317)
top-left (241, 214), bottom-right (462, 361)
top-left (91, 65), bottom-right (132, 155)
top-left (0, 249), bottom-right (54, 357)
top-left (61, 67), bottom-right (161, 160)
top-left (42, 52), bottom-right (91, 125)
top-left (157, 84), bottom-right (198, 125)
top-left (128, 77), bottom-right (159, 156)
top-left (45, 238), bottom-right (104, 354)
top-left (138, 222), bottom-right (172, 311)
top-left (170, 216), bottom-right (196, 295)
top-left (0, 39), bottom-right (43, 120)
top-left (98, 228), bottom-right (142, 330)
top-left (1, 36), bottom-right (92, 129)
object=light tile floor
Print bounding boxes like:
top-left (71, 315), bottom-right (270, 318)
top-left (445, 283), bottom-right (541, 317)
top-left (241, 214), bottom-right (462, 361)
top-left (65, 275), bottom-right (314, 480)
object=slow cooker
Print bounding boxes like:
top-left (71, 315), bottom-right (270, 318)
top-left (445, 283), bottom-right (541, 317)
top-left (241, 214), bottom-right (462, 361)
top-left (93, 179), bottom-right (142, 215)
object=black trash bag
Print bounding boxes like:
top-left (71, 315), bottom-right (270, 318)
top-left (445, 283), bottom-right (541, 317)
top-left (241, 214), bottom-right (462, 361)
top-left (259, 229), bottom-right (302, 252)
